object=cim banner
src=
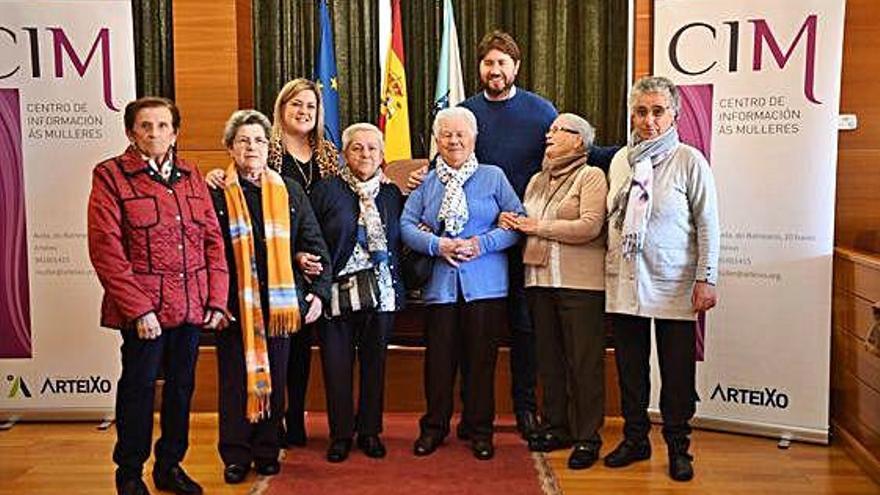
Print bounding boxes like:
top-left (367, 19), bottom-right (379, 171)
top-left (652, 0), bottom-right (845, 443)
top-left (0, 0), bottom-right (135, 418)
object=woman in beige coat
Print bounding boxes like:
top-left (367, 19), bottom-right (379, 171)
top-left (499, 112), bottom-right (608, 470)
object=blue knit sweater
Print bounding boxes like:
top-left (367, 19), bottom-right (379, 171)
top-left (401, 165), bottom-right (524, 304)
top-left (460, 89), bottom-right (557, 198)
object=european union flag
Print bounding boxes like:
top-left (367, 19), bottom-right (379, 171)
top-left (316, 0), bottom-right (340, 148)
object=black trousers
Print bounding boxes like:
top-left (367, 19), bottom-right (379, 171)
top-left (507, 250), bottom-right (538, 414)
top-left (284, 322), bottom-right (313, 436)
top-left (113, 324), bottom-right (200, 481)
top-left (216, 324), bottom-right (290, 466)
top-left (528, 288), bottom-right (605, 445)
top-left (420, 298), bottom-right (505, 442)
top-left (319, 311), bottom-right (393, 440)
top-left (611, 313), bottom-right (697, 442)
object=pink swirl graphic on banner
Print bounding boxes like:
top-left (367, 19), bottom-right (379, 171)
top-left (677, 83), bottom-right (714, 361)
top-left (0, 89), bottom-right (32, 358)
top-left (678, 84), bottom-right (713, 164)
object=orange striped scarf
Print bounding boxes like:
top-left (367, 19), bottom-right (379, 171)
top-left (224, 163), bottom-right (301, 422)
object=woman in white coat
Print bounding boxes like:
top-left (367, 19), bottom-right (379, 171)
top-left (602, 76), bottom-right (719, 482)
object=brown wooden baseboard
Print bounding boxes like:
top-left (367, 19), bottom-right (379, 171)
top-left (832, 419), bottom-right (880, 485)
top-left (164, 346), bottom-right (622, 416)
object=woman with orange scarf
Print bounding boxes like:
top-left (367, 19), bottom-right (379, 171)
top-left (210, 110), bottom-right (330, 484)
top-left (207, 79), bottom-right (338, 448)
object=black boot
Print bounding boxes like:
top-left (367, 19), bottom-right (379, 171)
top-left (603, 437), bottom-right (652, 468)
top-left (667, 436), bottom-right (694, 482)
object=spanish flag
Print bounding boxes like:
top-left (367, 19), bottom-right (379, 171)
top-left (378, 0), bottom-right (412, 161)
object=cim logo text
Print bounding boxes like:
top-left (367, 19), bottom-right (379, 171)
top-left (710, 383), bottom-right (789, 409)
top-left (668, 15), bottom-right (821, 104)
top-left (41, 375), bottom-right (113, 395)
top-left (0, 26), bottom-right (120, 111)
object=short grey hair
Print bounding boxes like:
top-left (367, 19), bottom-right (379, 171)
top-left (222, 109), bottom-right (271, 148)
top-left (432, 106), bottom-right (478, 137)
top-left (342, 122), bottom-right (384, 152)
top-left (629, 76), bottom-right (680, 117)
top-left (557, 113), bottom-right (595, 151)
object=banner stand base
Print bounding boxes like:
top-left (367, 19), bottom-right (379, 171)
top-left (1, 410), bottom-right (115, 423)
top-left (649, 411), bottom-right (829, 445)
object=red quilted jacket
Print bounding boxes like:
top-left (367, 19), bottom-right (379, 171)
top-left (87, 147), bottom-right (228, 329)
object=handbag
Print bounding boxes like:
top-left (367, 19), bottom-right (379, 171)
top-left (401, 244), bottom-right (434, 291)
top-left (328, 269), bottom-right (380, 317)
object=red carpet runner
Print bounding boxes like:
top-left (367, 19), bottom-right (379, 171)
top-left (262, 412), bottom-right (548, 495)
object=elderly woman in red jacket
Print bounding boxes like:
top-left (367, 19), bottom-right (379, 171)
top-left (88, 96), bottom-right (229, 495)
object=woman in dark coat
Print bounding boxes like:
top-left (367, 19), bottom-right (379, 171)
top-left (210, 109), bottom-right (330, 484)
top-left (308, 122), bottom-right (404, 463)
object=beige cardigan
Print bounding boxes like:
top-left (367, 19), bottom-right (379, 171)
top-left (523, 164), bottom-right (608, 291)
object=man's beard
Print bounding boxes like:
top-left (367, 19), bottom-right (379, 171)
top-left (482, 75), bottom-right (514, 97)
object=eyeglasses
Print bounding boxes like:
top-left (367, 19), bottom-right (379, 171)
top-left (547, 126), bottom-right (579, 135)
top-left (233, 137), bottom-right (269, 147)
top-left (633, 106), bottom-right (670, 120)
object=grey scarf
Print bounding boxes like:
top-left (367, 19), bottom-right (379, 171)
top-left (609, 126), bottom-right (680, 258)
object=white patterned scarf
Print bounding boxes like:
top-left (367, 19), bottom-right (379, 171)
top-left (339, 165), bottom-right (396, 311)
top-left (609, 126), bottom-right (680, 258)
top-left (435, 153), bottom-right (479, 236)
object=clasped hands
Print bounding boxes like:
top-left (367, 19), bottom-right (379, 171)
top-left (437, 237), bottom-right (481, 267)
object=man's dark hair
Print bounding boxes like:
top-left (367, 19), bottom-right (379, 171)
top-left (124, 96), bottom-right (181, 131)
top-left (477, 30), bottom-right (521, 63)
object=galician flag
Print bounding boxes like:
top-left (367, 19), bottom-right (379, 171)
top-left (378, 0), bottom-right (412, 162)
top-left (430, 0), bottom-right (465, 158)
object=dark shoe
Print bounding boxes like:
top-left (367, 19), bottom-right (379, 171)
top-left (357, 435), bottom-right (387, 458)
top-left (669, 452), bottom-right (694, 481)
top-left (471, 439), bottom-right (495, 461)
top-left (604, 438), bottom-right (652, 468)
top-left (456, 422), bottom-right (472, 441)
top-left (117, 477), bottom-right (150, 495)
top-left (667, 436), bottom-right (694, 481)
top-left (568, 443), bottom-right (600, 470)
top-left (527, 432), bottom-right (573, 453)
top-left (152, 465), bottom-right (203, 495)
top-left (515, 411), bottom-right (539, 440)
top-left (222, 464), bottom-right (249, 484)
top-left (413, 434), bottom-right (442, 456)
top-left (326, 439), bottom-right (352, 463)
top-left (255, 459), bottom-right (281, 476)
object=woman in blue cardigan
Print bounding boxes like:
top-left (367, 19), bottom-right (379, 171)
top-left (309, 123), bottom-right (404, 463)
top-left (402, 107), bottom-right (524, 461)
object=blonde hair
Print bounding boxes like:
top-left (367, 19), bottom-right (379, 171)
top-left (271, 78), bottom-right (326, 153)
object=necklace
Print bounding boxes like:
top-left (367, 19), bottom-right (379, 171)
top-left (291, 154), bottom-right (314, 190)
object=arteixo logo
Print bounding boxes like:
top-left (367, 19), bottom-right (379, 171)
top-left (4, 374), bottom-right (113, 398)
top-left (6, 374), bottom-right (32, 399)
top-left (710, 383), bottom-right (789, 409)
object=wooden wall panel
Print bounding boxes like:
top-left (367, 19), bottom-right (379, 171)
top-left (836, 0), bottom-right (880, 254)
top-left (172, 0), bottom-right (240, 151)
top-left (836, 149), bottom-right (880, 253)
top-left (838, 0), bottom-right (880, 151)
top-left (235, 0), bottom-right (255, 110)
top-left (179, 347), bottom-right (622, 416)
top-left (633, 0), bottom-right (653, 79)
top-left (833, 248), bottom-right (880, 483)
top-left (177, 150), bottom-right (230, 176)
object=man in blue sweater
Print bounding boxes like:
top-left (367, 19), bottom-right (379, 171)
top-left (459, 31), bottom-right (553, 438)
top-left (408, 30), bottom-right (618, 440)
